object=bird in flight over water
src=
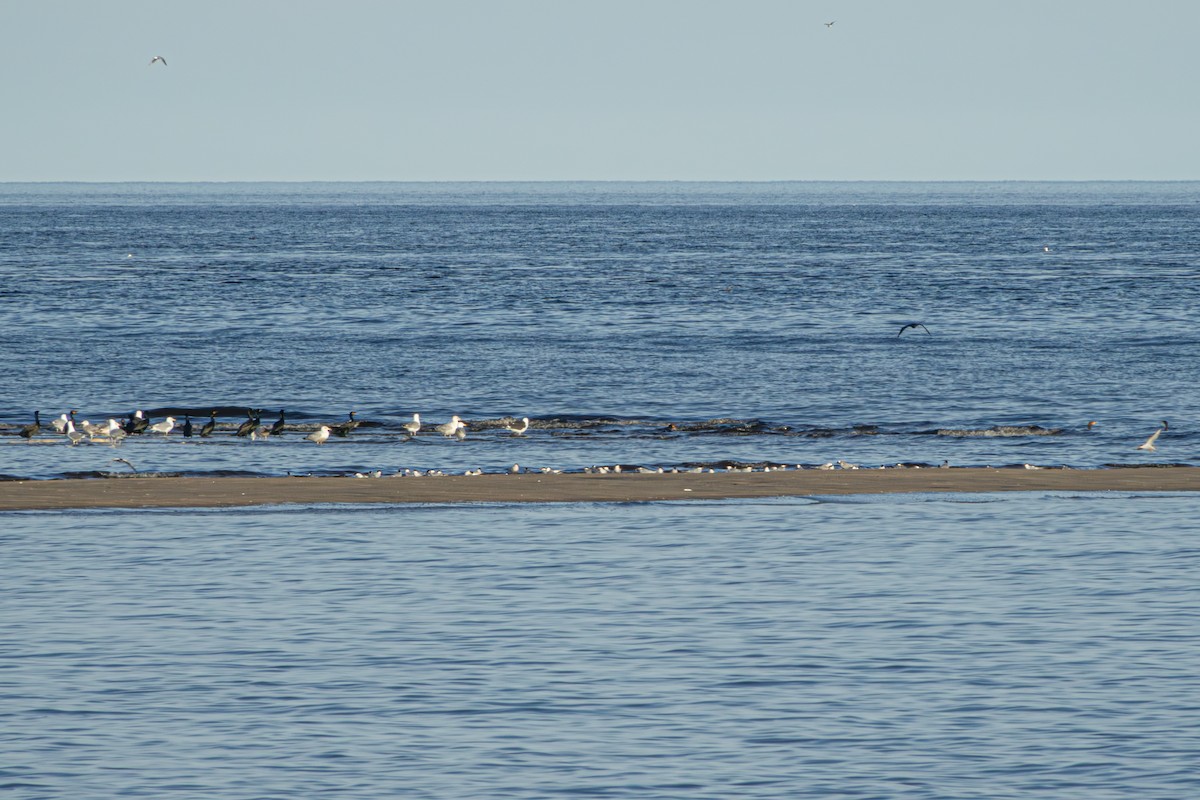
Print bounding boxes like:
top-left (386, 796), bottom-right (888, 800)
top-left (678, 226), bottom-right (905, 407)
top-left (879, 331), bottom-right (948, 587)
top-left (149, 56), bottom-right (167, 66)
top-left (1136, 423), bottom-right (1168, 452)
top-left (897, 322), bottom-right (931, 337)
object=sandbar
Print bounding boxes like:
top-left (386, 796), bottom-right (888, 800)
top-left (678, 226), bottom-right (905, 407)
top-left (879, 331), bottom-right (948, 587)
top-left (1, 467), bottom-right (1198, 511)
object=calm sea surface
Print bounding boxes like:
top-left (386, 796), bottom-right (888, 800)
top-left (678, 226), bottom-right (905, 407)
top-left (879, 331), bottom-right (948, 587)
top-left (2, 181), bottom-right (1199, 476)
top-left (4, 494), bottom-right (1200, 799)
top-left (4, 183), bottom-right (1200, 797)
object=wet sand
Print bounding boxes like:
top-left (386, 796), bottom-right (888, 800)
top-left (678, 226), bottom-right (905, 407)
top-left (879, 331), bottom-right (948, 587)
top-left (1, 467), bottom-right (1198, 511)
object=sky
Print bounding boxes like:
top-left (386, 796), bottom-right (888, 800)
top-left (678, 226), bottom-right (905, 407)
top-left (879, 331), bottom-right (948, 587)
top-left (2, 1), bottom-right (1198, 182)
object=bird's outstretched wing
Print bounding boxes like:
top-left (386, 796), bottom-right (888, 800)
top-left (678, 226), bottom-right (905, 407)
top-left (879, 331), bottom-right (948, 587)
top-left (1137, 428), bottom-right (1163, 450)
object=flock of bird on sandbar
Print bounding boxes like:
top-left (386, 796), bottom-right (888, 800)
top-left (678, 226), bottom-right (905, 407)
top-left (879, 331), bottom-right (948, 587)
top-left (7, 409), bottom-right (538, 447)
top-left (1, 409), bottom-right (1176, 479)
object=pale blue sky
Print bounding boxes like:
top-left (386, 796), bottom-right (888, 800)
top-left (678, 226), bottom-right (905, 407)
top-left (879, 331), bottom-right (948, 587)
top-left (3, 1), bottom-right (1198, 181)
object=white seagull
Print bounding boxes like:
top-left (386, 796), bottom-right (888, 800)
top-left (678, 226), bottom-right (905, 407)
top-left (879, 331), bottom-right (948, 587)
top-left (149, 56), bottom-right (167, 66)
top-left (307, 425), bottom-right (332, 445)
top-left (148, 416), bottom-right (176, 437)
top-left (403, 413), bottom-right (421, 436)
top-left (436, 416), bottom-right (464, 437)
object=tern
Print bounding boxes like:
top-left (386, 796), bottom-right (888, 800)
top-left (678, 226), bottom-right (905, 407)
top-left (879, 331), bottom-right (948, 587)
top-left (149, 56), bottom-right (167, 66)
top-left (1136, 425), bottom-right (1165, 452)
top-left (897, 322), bottom-right (931, 337)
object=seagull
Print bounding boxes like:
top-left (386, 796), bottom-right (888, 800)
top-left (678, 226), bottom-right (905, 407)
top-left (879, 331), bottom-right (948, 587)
top-left (306, 425), bottom-right (332, 445)
top-left (200, 410), bottom-right (217, 437)
top-left (1136, 425), bottom-right (1165, 452)
top-left (18, 411), bottom-right (41, 440)
top-left (403, 413), bottom-right (421, 437)
top-left (104, 418), bottom-right (127, 446)
top-left (111, 457), bottom-right (137, 473)
top-left (51, 413), bottom-right (70, 434)
top-left (64, 418), bottom-right (86, 446)
top-left (897, 322), bottom-right (931, 337)
top-left (149, 56), bottom-right (167, 66)
top-left (825, 20), bottom-right (835, 28)
top-left (148, 416), bottom-right (176, 437)
top-left (330, 410), bottom-right (359, 437)
top-left (436, 416), bottom-right (464, 437)
top-left (505, 417), bottom-right (530, 435)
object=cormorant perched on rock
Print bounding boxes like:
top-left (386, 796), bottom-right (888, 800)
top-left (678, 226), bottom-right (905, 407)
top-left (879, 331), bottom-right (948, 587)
top-left (124, 410), bottom-right (150, 435)
top-left (19, 411), bottom-right (41, 440)
top-left (200, 410), bottom-right (217, 437)
top-left (330, 410), bottom-right (359, 437)
top-left (270, 409), bottom-right (286, 437)
top-left (235, 409), bottom-right (260, 438)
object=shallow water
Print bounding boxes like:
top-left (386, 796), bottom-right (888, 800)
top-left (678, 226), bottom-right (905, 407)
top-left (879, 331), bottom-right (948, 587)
top-left (4, 493), bottom-right (1199, 798)
top-left (3, 181), bottom-right (1200, 478)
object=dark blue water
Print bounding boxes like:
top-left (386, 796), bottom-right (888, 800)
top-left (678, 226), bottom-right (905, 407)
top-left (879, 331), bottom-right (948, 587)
top-left (4, 494), bottom-right (1200, 799)
top-left (3, 182), bottom-right (1200, 478)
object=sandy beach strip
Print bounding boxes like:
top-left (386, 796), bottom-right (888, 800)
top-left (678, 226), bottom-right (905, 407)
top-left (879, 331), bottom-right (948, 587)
top-left (1, 467), bottom-right (1198, 511)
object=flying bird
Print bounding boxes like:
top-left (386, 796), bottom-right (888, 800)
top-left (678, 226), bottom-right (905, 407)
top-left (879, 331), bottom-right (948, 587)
top-left (1136, 425), bottom-right (1165, 452)
top-left (149, 56), bottom-right (167, 66)
top-left (825, 20), bottom-right (835, 28)
top-left (897, 322), bottom-right (931, 337)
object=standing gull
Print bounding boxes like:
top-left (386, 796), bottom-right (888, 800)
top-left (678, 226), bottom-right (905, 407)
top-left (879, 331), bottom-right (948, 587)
top-left (306, 425), bottom-right (332, 445)
top-left (436, 416), bottom-right (464, 437)
top-left (403, 413), bottom-right (421, 437)
top-left (148, 416), bottom-right (176, 437)
top-left (504, 417), bottom-right (530, 436)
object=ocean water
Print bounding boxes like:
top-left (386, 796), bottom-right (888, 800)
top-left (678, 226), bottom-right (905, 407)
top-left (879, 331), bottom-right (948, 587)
top-left (4, 494), bottom-right (1200, 799)
top-left (4, 183), bottom-right (1200, 798)
top-left (2, 181), bottom-right (1199, 477)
